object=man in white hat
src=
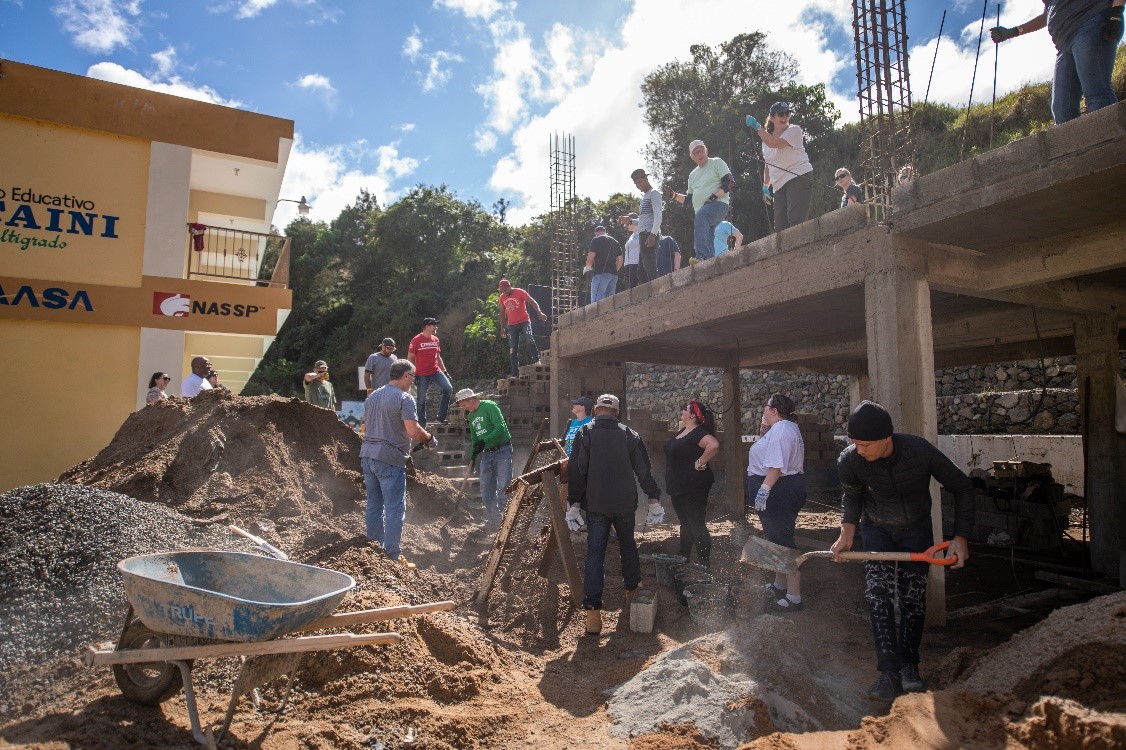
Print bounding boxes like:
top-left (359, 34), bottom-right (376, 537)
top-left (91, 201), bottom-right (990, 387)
top-left (669, 139), bottom-right (734, 263)
top-left (456, 387), bottom-right (512, 525)
top-left (565, 393), bottom-right (664, 635)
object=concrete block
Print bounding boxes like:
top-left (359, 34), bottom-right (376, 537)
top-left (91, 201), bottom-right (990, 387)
top-left (745, 232), bottom-right (780, 262)
top-left (558, 309), bottom-right (574, 327)
top-left (691, 255), bottom-right (724, 283)
top-left (629, 589), bottom-right (657, 633)
top-left (669, 265), bottom-right (693, 289)
top-left (594, 295), bottom-right (615, 318)
top-left (917, 158), bottom-right (977, 206)
top-left (890, 180), bottom-right (918, 213)
top-left (1044, 101), bottom-right (1126, 161)
top-left (649, 274), bottom-right (672, 296)
top-left (716, 247), bottom-right (749, 275)
top-left (630, 281), bottom-right (653, 304)
top-left (778, 216), bottom-right (818, 251)
top-left (818, 203), bottom-right (869, 239)
top-left (974, 134), bottom-right (1048, 187)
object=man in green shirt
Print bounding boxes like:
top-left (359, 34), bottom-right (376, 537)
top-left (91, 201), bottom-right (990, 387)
top-left (670, 139), bottom-right (734, 262)
top-left (303, 359), bottom-right (338, 410)
top-left (456, 387), bottom-right (513, 526)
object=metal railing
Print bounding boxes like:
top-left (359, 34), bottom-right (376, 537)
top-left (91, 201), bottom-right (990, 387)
top-left (186, 223), bottom-right (291, 288)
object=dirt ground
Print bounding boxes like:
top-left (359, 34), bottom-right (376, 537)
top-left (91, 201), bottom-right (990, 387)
top-left (2, 390), bottom-right (1124, 749)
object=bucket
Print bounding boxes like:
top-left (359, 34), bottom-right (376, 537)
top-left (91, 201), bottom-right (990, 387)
top-left (672, 564), bottom-right (714, 606)
top-left (653, 554), bottom-right (687, 587)
top-left (685, 583), bottom-right (731, 629)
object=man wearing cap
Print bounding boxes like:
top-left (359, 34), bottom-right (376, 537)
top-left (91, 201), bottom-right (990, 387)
top-left (670, 140), bottom-right (733, 262)
top-left (303, 360), bottom-right (338, 410)
top-left (563, 396), bottom-right (593, 456)
top-left (408, 317), bottom-right (453, 427)
top-left (365, 338), bottom-right (398, 394)
top-left (497, 279), bottom-right (549, 377)
top-left (631, 169), bottom-right (663, 282)
top-left (832, 400), bottom-right (976, 703)
top-left (566, 393), bottom-right (664, 635)
top-left (362, 359), bottom-right (435, 568)
top-left (584, 225), bottom-right (623, 304)
top-left (456, 388), bottom-right (512, 526)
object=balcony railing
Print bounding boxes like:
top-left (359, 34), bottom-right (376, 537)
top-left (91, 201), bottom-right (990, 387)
top-left (186, 223), bottom-right (291, 289)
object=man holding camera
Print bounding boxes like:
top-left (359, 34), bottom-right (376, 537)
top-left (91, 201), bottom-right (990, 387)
top-left (304, 359), bottom-right (338, 410)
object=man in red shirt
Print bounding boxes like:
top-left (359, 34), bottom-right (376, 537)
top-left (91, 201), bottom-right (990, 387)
top-left (497, 279), bottom-right (549, 377)
top-left (407, 317), bottom-right (453, 426)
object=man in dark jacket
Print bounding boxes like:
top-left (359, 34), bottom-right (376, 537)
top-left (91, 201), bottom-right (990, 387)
top-left (566, 393), bottom-right (663, 635)
top-left (831, 401), bottom-right (976, 703)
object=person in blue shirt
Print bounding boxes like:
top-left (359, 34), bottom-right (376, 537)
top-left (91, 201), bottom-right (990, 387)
top-left (564, 396), bottom-right (594, 455)
top-left (713, 213), bottom-right (743, 257)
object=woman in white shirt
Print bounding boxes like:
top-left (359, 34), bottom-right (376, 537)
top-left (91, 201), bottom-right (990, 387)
top-left (746, 392), bottom-right (807, 611)
top-left (750, 102), bottom-right (814, 232)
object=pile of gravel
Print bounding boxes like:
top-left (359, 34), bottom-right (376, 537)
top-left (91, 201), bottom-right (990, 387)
top-left (0, 483), bottom-right (256, 697)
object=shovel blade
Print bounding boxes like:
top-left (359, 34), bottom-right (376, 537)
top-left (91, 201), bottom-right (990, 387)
top-left (739, 535), bottom-right (802, 573)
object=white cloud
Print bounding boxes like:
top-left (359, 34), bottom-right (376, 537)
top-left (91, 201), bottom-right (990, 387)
top-left (51, 0), bottom-right (142, 53)
top-left (150, 46), bottom-right (177, 78)
top-left (85, 62), bottom-right (244, 107)
top-left (433, 0), bottom-right (505, 21)
top-left (274, 137), bottom-right (421, 225)
top-left (234, 0), bottom-right (278, 20)
top-left (294, 73), bottom-right (336, 94)
top-left (398, 123), bottom-right (417, 132)
top-left (401, 27), bottom-right (464, 93)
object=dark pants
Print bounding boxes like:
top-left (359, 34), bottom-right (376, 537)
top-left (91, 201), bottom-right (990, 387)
top-left (861, 522), bottom-right (933, 674)
top-left (623, 264), bottom-right (644, 289)
top-left (582, 510), bottom-right (640, 610)
top-left (506, 321), bottom-right (539, 376)
top-left (638, 231), bottom-right (658, 282)
top-left (745, 473), bottom-right (806, 549)
top-left (773, 174), bottom-right (813, 231)
top-left (671, 488), bottom-right (712, 567)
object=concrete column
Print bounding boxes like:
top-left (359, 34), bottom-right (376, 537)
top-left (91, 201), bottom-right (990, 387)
top-left (1074, 313), bottom-right (1126, 580)
top-left (864, 263), bottom-right (946, 625)
top-left (722, 366), bottom-right (745, 518)
top-left (848, 373), bottom-right (871, 411)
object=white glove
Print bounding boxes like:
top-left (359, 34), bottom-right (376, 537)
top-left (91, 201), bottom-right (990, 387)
top-left (694, 458), bottom-right (707, 471)
top-left (427, 435), bottom-right (438, 449)
top-left (565, 504), bottom-right (585, 532)
top-left (645, 500), bottom-right (665, 525)
top-left (754, 484), bottom-right (771, 512)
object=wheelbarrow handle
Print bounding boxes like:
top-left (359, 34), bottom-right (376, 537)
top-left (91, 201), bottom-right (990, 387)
top-left (838, 541), bottom-right (957, 566)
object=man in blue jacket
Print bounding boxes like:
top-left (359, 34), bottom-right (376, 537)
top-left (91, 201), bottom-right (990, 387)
top-left (566, 393), bottom-right (664, 635)
top-left (832, 401), bottom-right (976, 703)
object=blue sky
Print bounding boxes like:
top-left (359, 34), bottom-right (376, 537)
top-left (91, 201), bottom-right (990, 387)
top-left (1, 0), bottom-right (1056, 227)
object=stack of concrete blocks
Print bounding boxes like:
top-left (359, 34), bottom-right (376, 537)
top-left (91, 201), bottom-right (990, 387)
top-left (793, 413), bottom-right (843, 489)
top-left (411, 410), bottom-right (480, 499)
top-left (942, 479), bottom-right (1068, 550)
top-left (627, 407), bottom-right (727, 482)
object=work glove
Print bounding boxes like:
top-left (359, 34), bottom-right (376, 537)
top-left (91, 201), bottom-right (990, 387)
top-left (989, 26), bottom-right (1018, 43)
top-left (427, 435), bottom-right (439, 450)
top-left (582, 266), bottom-right (593, 275)
top-left (745, 115), bottom-right (762, 130)
top-left (1105, 5), bottom-right (1124, 41)
top-left (762, 185), bottom-right (773, 206)
top-left (705, 193), bottom-right (718, 203)
top-left (694, 458), bottom-right (707, 471)
top-left (754, 484), bottom-right (771, 512)
top-left (645, 500), bottom-right (665, 525)
top-left (565, 504), bottom-right (585, 532)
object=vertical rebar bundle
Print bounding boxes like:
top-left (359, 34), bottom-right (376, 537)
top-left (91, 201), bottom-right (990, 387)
top-left (549, 132), bottom-right (578, 318)
top-left (852, 0), bottom-right (916, 223)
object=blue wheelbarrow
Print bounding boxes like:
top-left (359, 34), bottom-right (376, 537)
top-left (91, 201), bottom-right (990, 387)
top-left (84, 549), bottom-right (455, 747)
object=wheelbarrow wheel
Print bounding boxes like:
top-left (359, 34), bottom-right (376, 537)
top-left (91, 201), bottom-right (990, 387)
top-left (113, 620), bottom-right (186, 706)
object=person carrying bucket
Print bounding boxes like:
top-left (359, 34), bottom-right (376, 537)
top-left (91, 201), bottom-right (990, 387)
top-left (831, 401), bottom-right (977, 703)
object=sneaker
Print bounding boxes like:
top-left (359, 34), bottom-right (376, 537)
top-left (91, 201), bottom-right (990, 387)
top-left (770, 596), bottom-right (803, 612)
top-left (867, 671), bottom-right (903, 702)
top-left (762, 583), bottom-right (787, 599)
top-left (396, 555), bottom-right (417, 570)
top-left (900, 664), bottom-right (925, 692)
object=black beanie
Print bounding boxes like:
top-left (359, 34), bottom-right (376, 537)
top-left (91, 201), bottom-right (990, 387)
top-left (847, 401), bottom-right (894, 440)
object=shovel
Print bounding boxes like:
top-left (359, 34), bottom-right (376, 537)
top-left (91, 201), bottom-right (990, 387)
top-left (739, 535), bottom-right (957, 576)
top-left (230, 524), bottom-right (289, 560)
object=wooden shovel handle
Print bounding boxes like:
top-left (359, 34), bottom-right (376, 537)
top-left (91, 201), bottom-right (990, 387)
top-left (839, 541), bottom-right (957, 566)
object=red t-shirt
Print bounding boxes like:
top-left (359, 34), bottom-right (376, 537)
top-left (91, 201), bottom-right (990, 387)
top-left (409, 333), bottom-right (441, 376)
top-left (499, 287), bottom-right (533, 326)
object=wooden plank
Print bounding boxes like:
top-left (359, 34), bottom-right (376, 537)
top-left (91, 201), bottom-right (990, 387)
top-left (85, 631), bottom-right (402, 667)
top-left (1033, 571), bottom-right (1122, 595)
top-left (540, 471), bottom-right (584, 606)
top-left (473, 480), bottom-right (530, 605)
top-left (296, 600), bottom-right (456, 632)
top-left (505, 456), bottom-right (568, 493)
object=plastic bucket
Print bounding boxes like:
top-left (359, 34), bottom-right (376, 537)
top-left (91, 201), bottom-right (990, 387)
top-left (652, 554), bottom-right (687, 587)
top-left (685, 583), bottom-right (731, 629)
top-left (673, 565), bottom-right (714, 606)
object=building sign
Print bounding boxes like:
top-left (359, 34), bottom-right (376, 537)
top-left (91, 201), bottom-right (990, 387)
top-left (0, 275), bottom-right (289, 336)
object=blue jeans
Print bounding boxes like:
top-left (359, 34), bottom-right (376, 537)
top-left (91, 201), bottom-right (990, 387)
top-left (361, 457), bottom-right (407, 559)
top-left (860, 522), bottom-right (934, 673)
top-left (1052, 12), bottom-right (1122, 124)
top-left (415, 370), bottom-right (452, 426)
top-left (478, 443), bottom-right (513, 519)
top-left (590, 272), bottom-right (618, 303)
top-left (583, 510), bottom-right (641, 610)
top-left (507, 321), bottom-right (540, 376)
top-left (692, 200), bottom-right (729, 261)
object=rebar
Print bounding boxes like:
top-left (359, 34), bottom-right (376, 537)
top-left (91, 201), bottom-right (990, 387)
top-left (548, 132), bottom-right (578, 320)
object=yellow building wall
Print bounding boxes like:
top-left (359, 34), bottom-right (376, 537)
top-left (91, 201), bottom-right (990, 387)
top-left (0, 114), bottom-right (149, 287)
top-left (0, 321), bottom-right (140, 492)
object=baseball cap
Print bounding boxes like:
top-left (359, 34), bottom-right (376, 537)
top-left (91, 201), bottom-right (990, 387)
top-left (688, 139), bottom-right (705, 153)
top-left (627, 212), bottom-right (639, 221)
top-left (314, 360), bottom-right (328, 369)
top-left (630, 168), bottom-right (647, 179)
top-left (381, 337), bottom-right (396, 347)
top-left (769, 101), bottom-right (792, 115)
top-left (593, 225), bottom-right (606, 232)
top-left (498, 278), bottom-right (512, 289)
top-left (570, 396), bottom-right (594, 411)
top-left (595, 393), bottom-right (620, 411)
top-left (422, 317), bottom-right (439, 326)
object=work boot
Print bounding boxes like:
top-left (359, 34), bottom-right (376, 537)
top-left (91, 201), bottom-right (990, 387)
top-left (900, 663), bottom-right (925, 692)
top-left (584, 609), bottom-right (602, 635)
top-left (866, 671), bottom-right (903, 702)
top-left (396, 554), bottom-right (417, 570)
